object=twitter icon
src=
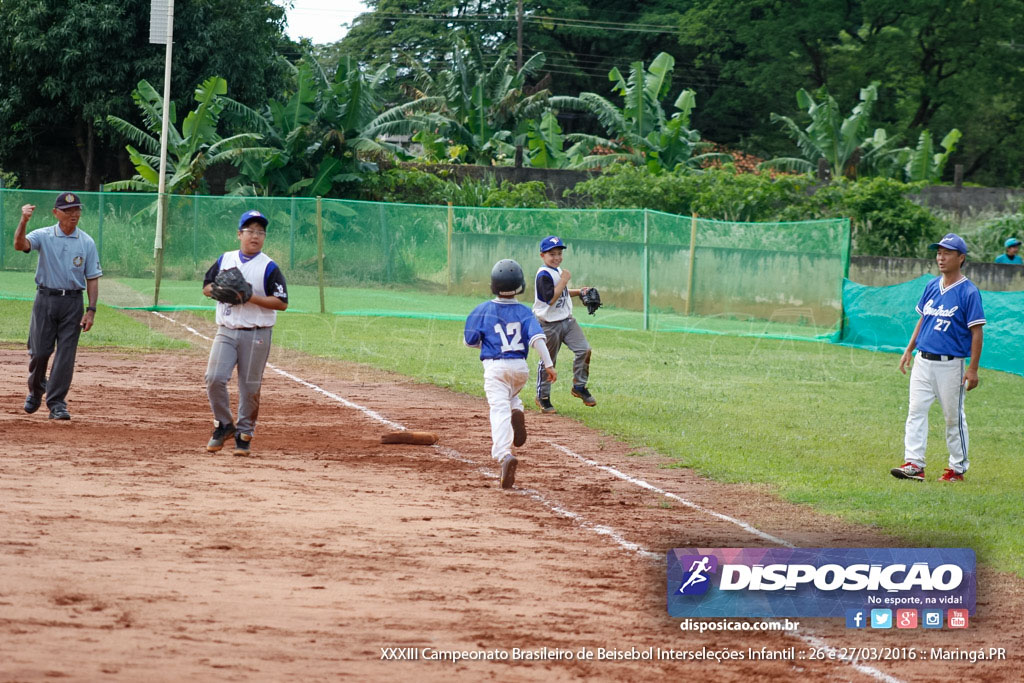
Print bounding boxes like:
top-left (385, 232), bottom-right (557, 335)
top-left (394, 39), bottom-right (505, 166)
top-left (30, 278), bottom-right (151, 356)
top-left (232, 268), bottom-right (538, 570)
top-left (871, 609), bottom-right (893, 629)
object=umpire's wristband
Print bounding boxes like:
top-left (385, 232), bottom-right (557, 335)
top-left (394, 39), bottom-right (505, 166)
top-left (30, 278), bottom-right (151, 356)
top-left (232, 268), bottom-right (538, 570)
top-left (86, 306), bottom-right (97, 312)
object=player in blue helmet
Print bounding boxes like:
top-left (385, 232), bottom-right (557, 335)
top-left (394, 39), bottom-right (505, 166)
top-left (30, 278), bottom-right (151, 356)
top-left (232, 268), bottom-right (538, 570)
top-left (464, 259), bottom-right (556, 489)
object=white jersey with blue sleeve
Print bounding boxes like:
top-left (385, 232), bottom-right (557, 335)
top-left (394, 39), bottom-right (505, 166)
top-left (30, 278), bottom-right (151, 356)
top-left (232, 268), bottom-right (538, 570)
top-left (464, 299), bottom-right (546, 361)
top-left (914, 276), bottom-right (985, 358)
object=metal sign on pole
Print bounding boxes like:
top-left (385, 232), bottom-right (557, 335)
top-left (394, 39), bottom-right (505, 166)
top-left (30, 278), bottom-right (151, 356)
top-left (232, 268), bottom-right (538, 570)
top-left (150, 0), bottom-right (174, 307)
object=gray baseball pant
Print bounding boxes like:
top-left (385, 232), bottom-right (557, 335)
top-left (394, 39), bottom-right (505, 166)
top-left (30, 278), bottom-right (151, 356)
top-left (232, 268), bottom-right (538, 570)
top-left (205, 327), bottom-right (273, 436)
top-left (27, 291), bottom-right (83, 410)
top-left (536, 317), bottom-right (591, 398)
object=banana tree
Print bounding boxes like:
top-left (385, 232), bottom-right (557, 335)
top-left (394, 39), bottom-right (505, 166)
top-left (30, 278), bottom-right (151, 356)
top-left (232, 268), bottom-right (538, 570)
top-left (105, 76), bottom-right (268, 194)
top-left (761, 83), bottom-right (880, 178)
top-left (898, 128), bottom-right (963, 182)
top-left (408, 40), bottom-right (550, 165)
top-left (226, 57), bottom-right (441, 196)
top-left (525, 111), bottom-right (569, 169)
top-left (549, 52), bottom-right (724, 172)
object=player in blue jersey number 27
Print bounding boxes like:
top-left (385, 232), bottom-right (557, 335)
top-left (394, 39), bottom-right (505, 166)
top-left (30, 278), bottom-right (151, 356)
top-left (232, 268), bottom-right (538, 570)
top-left (891, 234), bottom-right (985, 483)
top-left (464, 260), bottom-right (556, 489)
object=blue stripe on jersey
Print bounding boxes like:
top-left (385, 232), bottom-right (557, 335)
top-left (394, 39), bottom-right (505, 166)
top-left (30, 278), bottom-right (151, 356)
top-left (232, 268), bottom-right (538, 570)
top-left (264, 261), bottom-right (277, 295)
top-left (464, 298), bottom-right (545, 361)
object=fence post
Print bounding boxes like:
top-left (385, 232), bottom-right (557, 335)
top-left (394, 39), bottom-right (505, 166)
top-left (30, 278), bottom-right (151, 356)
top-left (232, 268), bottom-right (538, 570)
top-left (446, 201), bottom-right (454, 295)
top-left (838, 218), bottom-right (853, 341)
top-left (192, 194), bottom-right (199, 269)
top-left (0, 178), bottom-right (6, 270)
top-left (289, 196), bottom-right (297, 269)
top-left (642, 209), bottom-right (650, 331)
top-left (96, 184), bottom-right (105, 264)
top-left (378, 202), bottom-right (392, 283)
top-left (685, 213), bottom-right (698, 316)
top-left (316, 196), bottom-right (325, 314)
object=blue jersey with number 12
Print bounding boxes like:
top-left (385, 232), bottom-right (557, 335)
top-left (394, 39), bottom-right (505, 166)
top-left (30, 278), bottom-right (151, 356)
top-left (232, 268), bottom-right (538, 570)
top-left (464, 298), bottom-right (546, 360)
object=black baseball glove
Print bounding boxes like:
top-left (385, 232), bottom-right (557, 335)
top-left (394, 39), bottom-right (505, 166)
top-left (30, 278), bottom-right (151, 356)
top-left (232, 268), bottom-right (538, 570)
top-left (210, 267), bottom-right (253, 305)
top-left (580, 287), bottom-right (602, 315)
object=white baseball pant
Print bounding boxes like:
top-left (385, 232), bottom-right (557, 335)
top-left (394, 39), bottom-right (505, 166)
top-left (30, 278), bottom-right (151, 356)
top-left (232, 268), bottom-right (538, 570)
top-left (482, 358), bottom-right (529, 462)
top-left (904, 356), bottom-right (969, 473)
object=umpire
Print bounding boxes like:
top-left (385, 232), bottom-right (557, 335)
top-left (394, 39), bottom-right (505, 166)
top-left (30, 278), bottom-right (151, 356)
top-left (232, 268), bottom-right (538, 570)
top-left (13, 192), bottom-right (102, 420)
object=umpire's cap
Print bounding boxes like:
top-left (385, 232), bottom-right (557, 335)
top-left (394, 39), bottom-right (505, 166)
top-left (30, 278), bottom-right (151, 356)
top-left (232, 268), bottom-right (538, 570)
top-left (490, 259), bottom-right (526, 297)
top-left (238, 209), bottom-right (269, 230)
top-left (54, 192), bottom-right (82, 210)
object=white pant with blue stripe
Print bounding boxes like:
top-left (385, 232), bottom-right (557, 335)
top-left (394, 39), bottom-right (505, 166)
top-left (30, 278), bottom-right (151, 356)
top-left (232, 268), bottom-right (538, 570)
top-left (904, 356), bottom-right (969, 473)
top-left (482, 358), bottom-right (528, 462)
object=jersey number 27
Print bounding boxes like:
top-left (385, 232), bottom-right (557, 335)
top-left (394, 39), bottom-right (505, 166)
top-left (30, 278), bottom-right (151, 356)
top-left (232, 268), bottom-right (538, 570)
top-left (493, 321), bottom-right (524, 352)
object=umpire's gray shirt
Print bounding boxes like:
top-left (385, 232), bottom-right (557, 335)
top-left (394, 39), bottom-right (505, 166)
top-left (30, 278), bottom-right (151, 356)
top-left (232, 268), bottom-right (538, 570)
top-left (26, 224), bottom-right (103, 289)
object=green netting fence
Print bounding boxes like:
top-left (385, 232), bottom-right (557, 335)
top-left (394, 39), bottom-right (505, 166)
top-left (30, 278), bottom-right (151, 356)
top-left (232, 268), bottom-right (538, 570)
top-left (0, 189), bottom-right (851, 340)
top-left (839, 276), bottom-right (1023, 377)
top-left (3, 189), bottom-right (1020, 375)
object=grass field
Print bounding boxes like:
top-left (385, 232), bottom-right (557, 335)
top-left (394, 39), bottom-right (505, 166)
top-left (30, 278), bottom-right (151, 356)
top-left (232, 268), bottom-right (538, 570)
top-left (2, 271), bottom-right (1021, 578)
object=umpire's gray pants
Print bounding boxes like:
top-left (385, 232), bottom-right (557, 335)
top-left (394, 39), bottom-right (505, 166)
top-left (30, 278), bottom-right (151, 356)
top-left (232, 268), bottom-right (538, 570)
top-left (27, 291), bottom-right (83, 410)
top-left (536, 317), bottom-right (591, 398)
top-left (205, 326), bottom-right (273, 436)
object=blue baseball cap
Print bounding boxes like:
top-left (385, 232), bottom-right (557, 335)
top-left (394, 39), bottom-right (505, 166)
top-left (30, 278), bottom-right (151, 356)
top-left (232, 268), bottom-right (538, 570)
top-left (540, 235), bottom-right (565, 252)
top-left (928, 233), bottom-right (967, 254)
top-left (54, 192), bottom-right (82, 210)
top-left (1005, 237), bottom-right (1021, 248)
top-left (238, 209), bottom-right (268, 230)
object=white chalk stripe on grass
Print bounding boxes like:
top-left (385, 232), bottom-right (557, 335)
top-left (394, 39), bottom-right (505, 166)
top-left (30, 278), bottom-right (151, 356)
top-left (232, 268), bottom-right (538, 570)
top-left (547, 441), bottom-right (794, 548)
top-left (153, 312), bottom-right (899, 683)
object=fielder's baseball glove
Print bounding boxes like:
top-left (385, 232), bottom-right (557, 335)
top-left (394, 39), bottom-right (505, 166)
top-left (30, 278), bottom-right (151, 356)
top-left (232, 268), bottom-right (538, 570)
top-left (210, 267), bottom-right (253, 305)
top-left (581, 287), bottom-right (602, 315)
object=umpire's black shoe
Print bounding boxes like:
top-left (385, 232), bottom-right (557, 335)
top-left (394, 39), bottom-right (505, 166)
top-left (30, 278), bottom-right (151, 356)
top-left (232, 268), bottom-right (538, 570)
top-left (24, 394), bottom-right (42, 414)
top-left (535, 396), bottom-right (556, 414)
top-left (48, 406), bottom-right (71, 420)
top-left (571, 385), bottom-right (597, 407)
top-left (207, 421), bottom-right (236, 452)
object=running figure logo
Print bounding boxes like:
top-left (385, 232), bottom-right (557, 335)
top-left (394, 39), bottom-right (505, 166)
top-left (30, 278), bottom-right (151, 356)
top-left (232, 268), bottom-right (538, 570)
top-left (676, 554), bottom-right (718, 595)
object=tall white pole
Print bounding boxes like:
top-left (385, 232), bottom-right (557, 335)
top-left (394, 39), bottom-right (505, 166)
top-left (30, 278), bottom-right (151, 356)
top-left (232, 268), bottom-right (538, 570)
top-left (152, 0), bottom-right (174, 306)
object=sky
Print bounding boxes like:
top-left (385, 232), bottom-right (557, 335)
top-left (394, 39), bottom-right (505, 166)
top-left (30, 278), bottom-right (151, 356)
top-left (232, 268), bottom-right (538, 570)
top-left (277, 0), bottom-right (370, 45)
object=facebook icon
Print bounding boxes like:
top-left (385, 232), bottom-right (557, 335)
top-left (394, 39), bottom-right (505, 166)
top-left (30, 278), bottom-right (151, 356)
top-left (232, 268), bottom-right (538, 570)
top-left (845, 609), bottom-right (867, 629)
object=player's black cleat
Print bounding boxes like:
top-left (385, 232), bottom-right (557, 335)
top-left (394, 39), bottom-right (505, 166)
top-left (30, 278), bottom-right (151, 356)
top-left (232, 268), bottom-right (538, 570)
top-left (890, 462), bottom-right (925, 481)
top-left (500, 454), bottom-right (518, 489)
top-left (535, 396), bottom-right (556, 414)
top-left (207, 421), bottom-right (236, 452)
top-left (233, 432), bottom-right (252, 456)
top-left (47, 405), bottom-right (71, 420)
top-left (511, 409), bottom-right (527, 447)
top-left (24, 394), bottom-right (42, 414)
top-left (571, 385), bottom-right (596, 407)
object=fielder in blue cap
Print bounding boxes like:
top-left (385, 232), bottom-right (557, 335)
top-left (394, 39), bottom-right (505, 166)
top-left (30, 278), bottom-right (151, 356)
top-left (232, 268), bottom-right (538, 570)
top-left (891, 232), bottom-right (985, 483)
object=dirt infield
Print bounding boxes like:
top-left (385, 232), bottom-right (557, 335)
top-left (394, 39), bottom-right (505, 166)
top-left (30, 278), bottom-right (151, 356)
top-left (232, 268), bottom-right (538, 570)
top-left (1, 314), bottom-right (1021, 682)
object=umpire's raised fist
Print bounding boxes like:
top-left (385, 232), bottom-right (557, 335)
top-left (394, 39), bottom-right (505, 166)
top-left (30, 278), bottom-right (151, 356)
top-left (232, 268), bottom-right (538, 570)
top-left (22, 204), bottom-right (36, 218)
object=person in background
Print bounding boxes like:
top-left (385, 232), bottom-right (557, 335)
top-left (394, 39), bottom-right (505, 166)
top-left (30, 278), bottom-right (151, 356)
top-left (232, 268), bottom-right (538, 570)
top-left (994, 237), bottom-right (1022, 265)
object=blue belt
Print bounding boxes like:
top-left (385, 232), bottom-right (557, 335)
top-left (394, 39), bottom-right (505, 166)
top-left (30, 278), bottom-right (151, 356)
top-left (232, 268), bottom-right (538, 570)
top-left (38, 286), bottom-right (83, 296)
